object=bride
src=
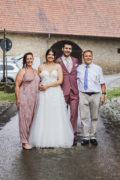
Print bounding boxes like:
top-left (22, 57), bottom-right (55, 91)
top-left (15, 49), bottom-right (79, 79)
top-left (29, 49), bottom-right (74, 148)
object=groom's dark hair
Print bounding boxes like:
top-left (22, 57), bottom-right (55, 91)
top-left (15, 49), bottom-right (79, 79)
top-left (62, 41), bottom-right (73, 48)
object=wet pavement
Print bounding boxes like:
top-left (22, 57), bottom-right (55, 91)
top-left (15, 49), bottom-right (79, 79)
top-left (0, 104), bottom-right (17, 130)
top-left (104, 73), bottom-right (120, 88)
top-left (0, 74), bottom-right (120, 180)
top-left (0, 106), bottom-right (120, 180)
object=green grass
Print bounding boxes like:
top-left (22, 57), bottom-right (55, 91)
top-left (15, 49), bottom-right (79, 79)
top-left (0, 91), bottom-right (15, 102)
top-left (0, 87), bottom-right (120, 102)
top-left (107, 87), bottom-right (120, 100)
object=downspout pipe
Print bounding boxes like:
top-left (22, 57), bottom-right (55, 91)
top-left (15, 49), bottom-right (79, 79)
top-left (46, 33), bottom-right (51, 49)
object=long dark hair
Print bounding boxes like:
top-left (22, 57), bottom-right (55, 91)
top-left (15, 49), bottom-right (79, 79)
top-left (23, 52), bottom-right (33, 67)
top-left (45, 48), bottom-right (56, 62)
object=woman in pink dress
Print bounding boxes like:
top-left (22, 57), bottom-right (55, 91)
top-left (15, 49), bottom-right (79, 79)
top-left (15, 52), bottom-right (40, 150)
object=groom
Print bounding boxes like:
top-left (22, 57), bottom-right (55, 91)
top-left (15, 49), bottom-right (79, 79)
top-left (56, 42), bottom-right (79, 146)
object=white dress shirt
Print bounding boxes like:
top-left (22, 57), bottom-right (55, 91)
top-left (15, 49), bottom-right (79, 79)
top-left (62, 55), bottom-right (73, 72)
top-left (77, 63), bottom-right (105, 92)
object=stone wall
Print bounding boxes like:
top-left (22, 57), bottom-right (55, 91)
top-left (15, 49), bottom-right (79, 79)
top-left (0, 32), bottom-right (120, 74)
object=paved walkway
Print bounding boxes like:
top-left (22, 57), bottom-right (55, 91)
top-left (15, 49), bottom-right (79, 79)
top-left (0, 74), bottom-right (120, 180)
top-left (0, 106), bottom-right (120, 180)
top-left (104, 73), bottom-right (120, 89)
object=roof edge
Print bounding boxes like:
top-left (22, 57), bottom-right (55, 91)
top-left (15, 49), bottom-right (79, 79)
top-left (0, 30), bottom-right (120, 39)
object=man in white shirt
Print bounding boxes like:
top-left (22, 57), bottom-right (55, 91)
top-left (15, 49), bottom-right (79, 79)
top-left (77, 50), bottom-right (106, 145)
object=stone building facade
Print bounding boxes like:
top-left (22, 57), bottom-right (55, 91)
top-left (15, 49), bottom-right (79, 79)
top-left (0, 32), bottom-right (120, 74)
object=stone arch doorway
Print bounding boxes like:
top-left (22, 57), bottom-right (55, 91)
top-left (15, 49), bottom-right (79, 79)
top-left (51, 40), bottom-right (82, 64)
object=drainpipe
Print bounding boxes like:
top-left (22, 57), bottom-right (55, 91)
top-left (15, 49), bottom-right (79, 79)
top-left (46, 33), bottom-right (51, 49)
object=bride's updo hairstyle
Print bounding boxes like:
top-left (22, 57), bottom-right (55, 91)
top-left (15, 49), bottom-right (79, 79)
top-left (23, 52), bottom-right (33, 67)
top-left (45, 48), bottom-right (56, 62)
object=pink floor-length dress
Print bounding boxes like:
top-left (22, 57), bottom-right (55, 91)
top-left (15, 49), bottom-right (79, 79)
top-left (18, 69), bottom-right (40, 144)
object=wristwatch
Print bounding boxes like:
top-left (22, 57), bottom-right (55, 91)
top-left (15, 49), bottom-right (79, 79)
top-left (102, 92), bottom-right (106, 95)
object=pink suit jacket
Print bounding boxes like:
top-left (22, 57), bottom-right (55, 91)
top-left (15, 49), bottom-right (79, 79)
top-left (56, 56), bottom-right (79, 96)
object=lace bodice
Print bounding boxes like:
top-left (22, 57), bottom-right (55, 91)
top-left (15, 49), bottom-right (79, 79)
top-left (40, 70), bottom-right (57, 85)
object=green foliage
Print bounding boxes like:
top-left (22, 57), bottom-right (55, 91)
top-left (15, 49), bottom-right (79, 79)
top-left (0, 91), bottom-right (15, 102)
top-left (0, 87), bottom-right (120, 103)
top-left (0, 85), bottom-right (5, 91)
top-left (107, 87), bottom-right (120, 100)
top-left (0, 83), bottom-right (15, 92)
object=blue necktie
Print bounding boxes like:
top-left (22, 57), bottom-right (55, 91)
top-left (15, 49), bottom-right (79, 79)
top-left (84, 65), bottom-right (89, 90)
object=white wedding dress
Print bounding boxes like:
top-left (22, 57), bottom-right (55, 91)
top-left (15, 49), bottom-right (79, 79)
top-left (29, 70), bottom-right (74, 148)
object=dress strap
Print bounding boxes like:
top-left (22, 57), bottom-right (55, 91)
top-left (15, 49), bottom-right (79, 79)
top-left (33, 69), bottom-right (38, 75)
top-left (24, 67), bottom-right (27, 73)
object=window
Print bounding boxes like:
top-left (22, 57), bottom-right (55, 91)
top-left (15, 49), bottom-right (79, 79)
top-left (0, 64), bottom-right (15, 71)
top-left (117, 48), bottom-right (120, 54)
top-left (0, 65), bottom-right (3, 71)
top-left (7, 65), bottom-right (14, 70)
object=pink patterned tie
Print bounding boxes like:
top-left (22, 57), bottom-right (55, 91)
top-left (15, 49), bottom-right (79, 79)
top-left (66, 59), bottom-right (71, 73)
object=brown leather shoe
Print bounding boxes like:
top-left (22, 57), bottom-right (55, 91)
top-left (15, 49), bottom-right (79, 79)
top-left (73, 137), bottom-right (77, 146)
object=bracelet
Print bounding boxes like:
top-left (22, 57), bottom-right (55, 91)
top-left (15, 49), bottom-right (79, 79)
top-left (102, 92), bottom-right (106, 95)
